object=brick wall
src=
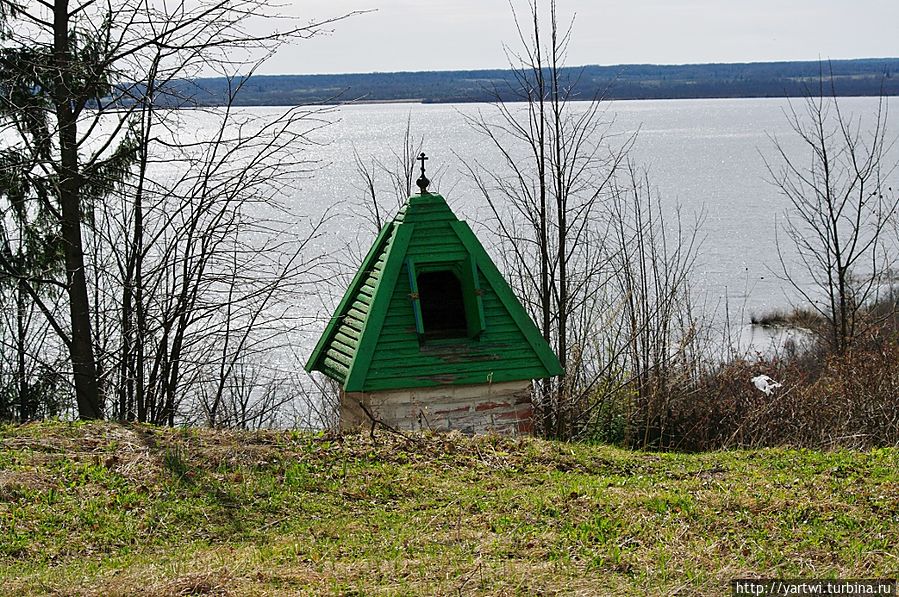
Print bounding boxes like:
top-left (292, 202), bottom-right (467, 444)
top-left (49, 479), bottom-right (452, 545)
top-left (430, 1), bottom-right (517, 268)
top-left (341, 380), bottom-right (533, 435)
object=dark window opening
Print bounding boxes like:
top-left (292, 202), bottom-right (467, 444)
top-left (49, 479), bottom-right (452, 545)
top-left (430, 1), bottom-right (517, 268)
top-left (418, 270), bottom-right (468, 340)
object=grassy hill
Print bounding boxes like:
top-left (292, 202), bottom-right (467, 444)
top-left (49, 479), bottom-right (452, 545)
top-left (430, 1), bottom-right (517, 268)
top-left (0, 422), bottom-right (897, 595)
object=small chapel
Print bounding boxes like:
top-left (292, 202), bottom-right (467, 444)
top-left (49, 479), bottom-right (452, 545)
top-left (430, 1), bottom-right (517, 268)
top-left (305, 153), bottom-right (562, 435)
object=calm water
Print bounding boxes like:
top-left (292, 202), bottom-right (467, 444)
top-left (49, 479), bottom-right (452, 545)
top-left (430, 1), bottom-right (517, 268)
top-left (295, 98), bottom-right (897, 332)
top-left (121, 98), bottom-right (896, 360)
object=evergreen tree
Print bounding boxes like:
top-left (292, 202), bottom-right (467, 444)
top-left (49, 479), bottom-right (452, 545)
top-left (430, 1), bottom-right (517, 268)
top-left (0, 0), bottom-right (138, 419)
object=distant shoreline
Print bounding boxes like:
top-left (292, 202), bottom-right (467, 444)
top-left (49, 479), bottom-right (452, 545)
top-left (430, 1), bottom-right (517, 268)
top-left (168, 58), bottom-right (899, 108)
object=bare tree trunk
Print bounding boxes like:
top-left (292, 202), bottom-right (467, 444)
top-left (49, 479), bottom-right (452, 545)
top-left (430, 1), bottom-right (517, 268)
top-left (53, 0), bottom-right (101, 419)
top-left (16, 279), bottom-right (28, 421)
top-left (549, 5), bottom-right (568, 439)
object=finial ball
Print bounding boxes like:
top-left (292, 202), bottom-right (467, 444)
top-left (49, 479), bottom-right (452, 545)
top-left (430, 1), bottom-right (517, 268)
top-left (416, 152), bottom-right (430, 194)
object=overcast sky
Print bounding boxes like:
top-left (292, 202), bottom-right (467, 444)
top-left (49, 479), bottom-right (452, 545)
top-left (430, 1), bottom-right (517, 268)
top-left (265, 0), bottom-right (898, 75)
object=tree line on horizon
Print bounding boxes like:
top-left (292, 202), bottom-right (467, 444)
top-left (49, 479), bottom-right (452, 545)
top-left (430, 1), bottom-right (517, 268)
top-left (170, 58), bottom-right (899, 106)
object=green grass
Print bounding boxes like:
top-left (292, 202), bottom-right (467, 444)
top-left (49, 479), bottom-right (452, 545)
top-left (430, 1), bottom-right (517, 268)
top-left (0, 422), bottom-right (897, 595)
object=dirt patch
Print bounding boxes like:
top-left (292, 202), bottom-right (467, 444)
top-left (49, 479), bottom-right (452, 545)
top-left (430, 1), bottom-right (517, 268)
top-left (146, 570), bottom-right (234, 597)
top-left (0, 469), bottom-right (55, 496)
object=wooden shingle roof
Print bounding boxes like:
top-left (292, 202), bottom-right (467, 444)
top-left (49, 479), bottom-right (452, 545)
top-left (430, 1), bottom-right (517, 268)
top-left (305, 192), bottom-right (562, 392)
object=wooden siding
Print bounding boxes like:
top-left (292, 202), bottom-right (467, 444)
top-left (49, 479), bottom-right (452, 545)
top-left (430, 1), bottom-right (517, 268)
top-left (306, 192), bottom-right (562, 392)
top-left (308, 222), bottom-right (396, 384)
top-left (364, 267), bottom-right (552, 391)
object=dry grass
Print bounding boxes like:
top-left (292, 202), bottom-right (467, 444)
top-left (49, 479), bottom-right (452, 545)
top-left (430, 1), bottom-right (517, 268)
top-left (0, 422), bottom-right (897, 595)
top-left (749, 307), bottom-right (824, 330)
top-left (640, 343), bottom-right (899, 451)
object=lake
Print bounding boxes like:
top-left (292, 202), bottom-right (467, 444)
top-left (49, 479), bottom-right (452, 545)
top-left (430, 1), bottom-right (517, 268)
top-left (286, 97), bottom-right (897, 348)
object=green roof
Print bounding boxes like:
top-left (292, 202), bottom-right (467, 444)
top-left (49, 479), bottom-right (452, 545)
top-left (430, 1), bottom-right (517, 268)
top-left (305, 192), bottom-right (563, 392)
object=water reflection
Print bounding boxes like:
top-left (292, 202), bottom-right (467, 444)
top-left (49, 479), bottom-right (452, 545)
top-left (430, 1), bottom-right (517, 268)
top-left (731, 324), bottom-right (813, 358)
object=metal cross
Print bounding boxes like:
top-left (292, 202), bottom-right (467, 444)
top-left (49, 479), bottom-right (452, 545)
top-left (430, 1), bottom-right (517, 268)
top-left (416, 152), bottom-right (430, 194)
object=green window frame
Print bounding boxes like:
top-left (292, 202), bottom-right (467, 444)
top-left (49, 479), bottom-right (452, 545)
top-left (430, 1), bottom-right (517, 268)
top-left (406, 255), bottom-right (486, 342)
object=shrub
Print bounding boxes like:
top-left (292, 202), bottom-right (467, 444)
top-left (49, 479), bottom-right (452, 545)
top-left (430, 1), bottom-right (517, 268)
top-left (624, 342), bottom-right (899, 451)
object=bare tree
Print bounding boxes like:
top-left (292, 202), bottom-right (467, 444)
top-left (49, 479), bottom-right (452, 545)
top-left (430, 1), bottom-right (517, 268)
top-left (605, 162), bottom-right (703, 447)
top-left (464, 0), bottom-right (633, 439)
top-left (99, 85), bottom-right (334, 426)
top-left (352, 114), bottom-right (425, 233)
top-left (0, 0), bottom-right (358, 420)
top-left (0, 278), bottom-right (69, 421)
top-left (766, 74), bottom-right (898, 354)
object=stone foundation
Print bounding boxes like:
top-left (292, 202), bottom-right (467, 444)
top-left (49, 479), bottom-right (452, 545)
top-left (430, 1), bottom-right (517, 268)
top-left (341, 380), bottom-right (533, 435)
